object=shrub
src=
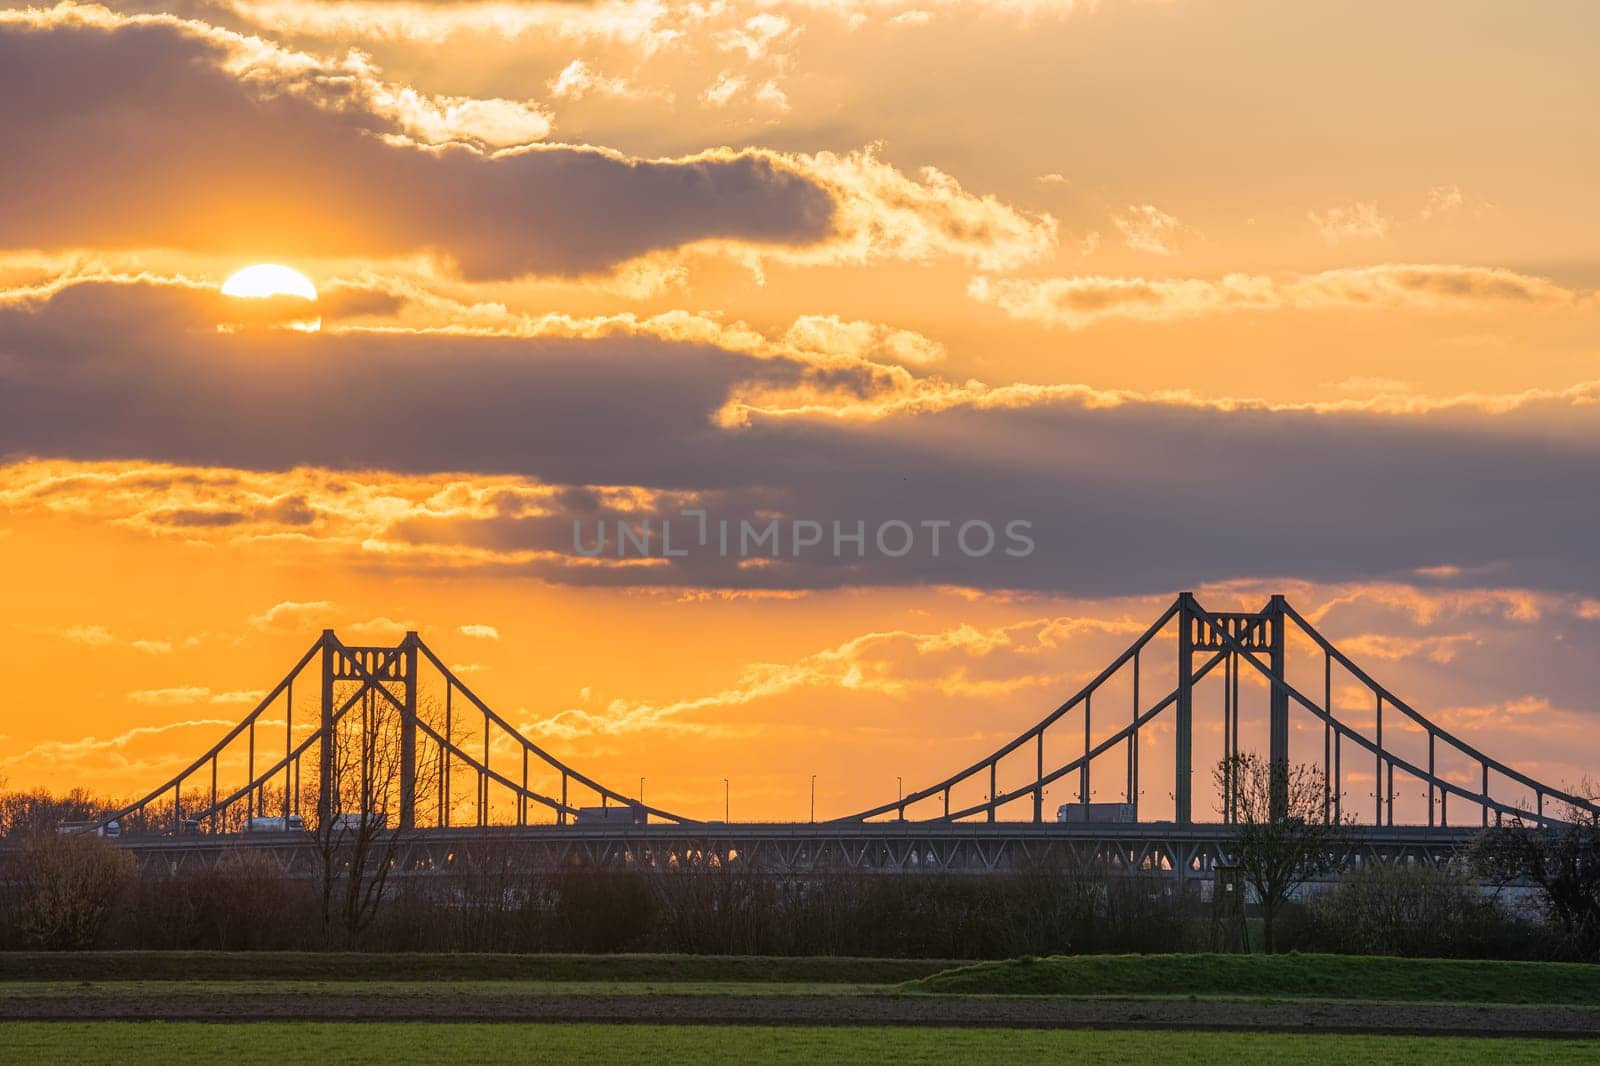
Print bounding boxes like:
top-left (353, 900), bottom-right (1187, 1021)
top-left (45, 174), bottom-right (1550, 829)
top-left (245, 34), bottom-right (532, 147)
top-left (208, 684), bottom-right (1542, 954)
top-left (6, 833), bottom-right (136, 950)
top-left (1299, 861), bottom-right (1547, 959)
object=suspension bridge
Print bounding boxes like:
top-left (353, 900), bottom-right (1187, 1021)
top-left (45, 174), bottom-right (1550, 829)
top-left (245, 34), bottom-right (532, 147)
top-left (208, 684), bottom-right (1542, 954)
top-left (81, 593), bottom-right (1596, 879)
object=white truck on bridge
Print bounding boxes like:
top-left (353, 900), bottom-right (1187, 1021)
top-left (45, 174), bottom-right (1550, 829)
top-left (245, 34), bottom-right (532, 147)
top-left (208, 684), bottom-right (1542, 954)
top-left (56, 820), bottom-right (120, 838)
top-left (244, 815), bottom-right (306, 833)
top-left (1057, 802), bottom-right (1136, 824)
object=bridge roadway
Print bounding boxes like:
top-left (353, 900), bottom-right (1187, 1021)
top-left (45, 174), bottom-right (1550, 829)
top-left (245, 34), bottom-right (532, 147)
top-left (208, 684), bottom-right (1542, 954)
top-left (109, 821), bottom-right (1484, 880)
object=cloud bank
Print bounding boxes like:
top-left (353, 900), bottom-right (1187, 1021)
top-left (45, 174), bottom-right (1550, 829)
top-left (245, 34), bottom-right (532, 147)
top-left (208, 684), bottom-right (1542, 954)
top-left (4, 278), bottom-right (1600, 597)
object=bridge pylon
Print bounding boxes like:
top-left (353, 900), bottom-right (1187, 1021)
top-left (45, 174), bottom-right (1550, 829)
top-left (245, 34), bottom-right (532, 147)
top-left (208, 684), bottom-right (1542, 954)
top-left (1267, 595), bottom-right (1290, 821)
top-left (1175, 592), bottom-right (1194, 825)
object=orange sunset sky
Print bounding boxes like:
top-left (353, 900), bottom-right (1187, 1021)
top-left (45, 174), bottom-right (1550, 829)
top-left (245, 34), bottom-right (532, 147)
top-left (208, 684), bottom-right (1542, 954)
top-left (1, 0), bottom-right (1598, 821)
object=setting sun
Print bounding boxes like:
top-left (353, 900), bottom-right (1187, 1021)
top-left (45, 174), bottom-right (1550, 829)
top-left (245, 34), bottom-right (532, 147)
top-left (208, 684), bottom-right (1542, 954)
top-left (220, 263), bottom-right (317, 301)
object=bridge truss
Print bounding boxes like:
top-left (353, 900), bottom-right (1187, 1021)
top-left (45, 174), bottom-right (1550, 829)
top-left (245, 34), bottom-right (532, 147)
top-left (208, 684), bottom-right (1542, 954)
top-left (90, 594), bottom-right (1597, 873)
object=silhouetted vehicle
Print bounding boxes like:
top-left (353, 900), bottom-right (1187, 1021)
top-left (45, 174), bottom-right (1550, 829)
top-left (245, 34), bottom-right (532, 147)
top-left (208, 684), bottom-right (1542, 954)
top-left (245, 814), bottom-right (306, 833)
top-left (574, 804), bottom-right (647, 826)
top-left (1057, 802), bottom-right (1136, 824)
top-left (57, 820), bottom-right (120, 838)
top-left (326, 812), bottom-right (386, 833)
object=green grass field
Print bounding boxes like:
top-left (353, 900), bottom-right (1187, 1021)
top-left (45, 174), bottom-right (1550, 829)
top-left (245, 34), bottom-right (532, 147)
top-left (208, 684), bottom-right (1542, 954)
top-left (1, 1024), bottom-right (1593, 1065)
top-left (906, 953), bottom-right (1600, 1005)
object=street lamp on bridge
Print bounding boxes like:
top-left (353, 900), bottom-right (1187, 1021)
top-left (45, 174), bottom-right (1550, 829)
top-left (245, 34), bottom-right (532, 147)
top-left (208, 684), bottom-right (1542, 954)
top-left (810, 774), bottom-right (817, 823)
top-left (723, 778), bottom-right (729, 822)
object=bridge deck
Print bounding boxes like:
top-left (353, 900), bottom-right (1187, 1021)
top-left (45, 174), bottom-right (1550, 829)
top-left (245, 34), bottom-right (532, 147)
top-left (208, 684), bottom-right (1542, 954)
top-left (101, 822), bottom-right (1484, 879)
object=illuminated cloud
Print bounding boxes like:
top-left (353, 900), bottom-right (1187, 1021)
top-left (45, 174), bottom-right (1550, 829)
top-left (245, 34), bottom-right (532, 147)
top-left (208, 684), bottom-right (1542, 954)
top-left (248, 600), bottom-right (337, 630)
top-left (48, 625), bottom-right (172, 653)
top-left (969, 264), bottom-right (1586, 329)
top-left (1309, 201), bottom-right (1391, 245)
top-left (528, 612), bottom-right (1122, 739)
top-left (778, 315), bottom-right (945, 365)
top-left (548, 59), bottom-right (614, 99)
top-left (1113, 204), bottom-right (1182, 256)
top-left (547, 59), bottom-right (660, 102)
top-left (715, 13), bottom-right (796, 61)
top-left (0, 718), bottom-right (250, 770)
top-left (1420, 185), bottom-right (1465, 221)
top-left (9, 5), bottom-right (553, 149)
top-left (56, 625), bottom-right (116, 648)
top-left (702, 71), bottom-right (751, 107)
top-left (760, 147), bottom-right (1058, 271)
top-left (130, 687), bottom-right (232, 705)
top-left (459, 624), bottom-right (502, 640)
top-left (171, 0), bottom-right (1097, 47)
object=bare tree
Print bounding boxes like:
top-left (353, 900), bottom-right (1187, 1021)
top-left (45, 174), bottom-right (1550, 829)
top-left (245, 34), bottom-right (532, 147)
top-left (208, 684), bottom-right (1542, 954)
top-left (1215, 751), bottom-right (1347, 953)
top-left (1472, 783), bottom-right (1600, 960)
top-left (0, 787), bottom-right (103, 838)
top-left (118, 786), bottom-right (257, 836)
top-left (301, 690), bottom-right (450, 945)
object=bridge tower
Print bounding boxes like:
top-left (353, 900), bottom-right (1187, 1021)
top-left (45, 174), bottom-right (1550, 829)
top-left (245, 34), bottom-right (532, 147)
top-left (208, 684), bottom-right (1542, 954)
top-left (1174, 593), bottom-right (1289, 825)
top-left (317, 630), bottom-right (421, 832)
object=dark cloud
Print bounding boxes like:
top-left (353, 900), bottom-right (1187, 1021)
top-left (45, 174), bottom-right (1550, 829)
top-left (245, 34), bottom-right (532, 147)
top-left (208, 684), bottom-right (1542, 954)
top-left (260, 494), bottom-right (317, 525)
top-left (3, 279), bottom-right (1600, 597)
top-left (317, 282), bottom-right (409, 322)
top-left (0, 279), bottom-right (813, 482)
top-left (0, 14), bottom-right (835, 278)
top-left (148, 507), bottom-right (249, 527)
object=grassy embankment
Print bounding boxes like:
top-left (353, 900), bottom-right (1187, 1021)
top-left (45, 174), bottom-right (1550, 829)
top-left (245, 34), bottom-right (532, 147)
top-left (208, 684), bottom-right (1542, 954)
top-left (905, 953), bottom-right (1600, 1005)
top-left (0, 951), bottom-right (951, 984)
